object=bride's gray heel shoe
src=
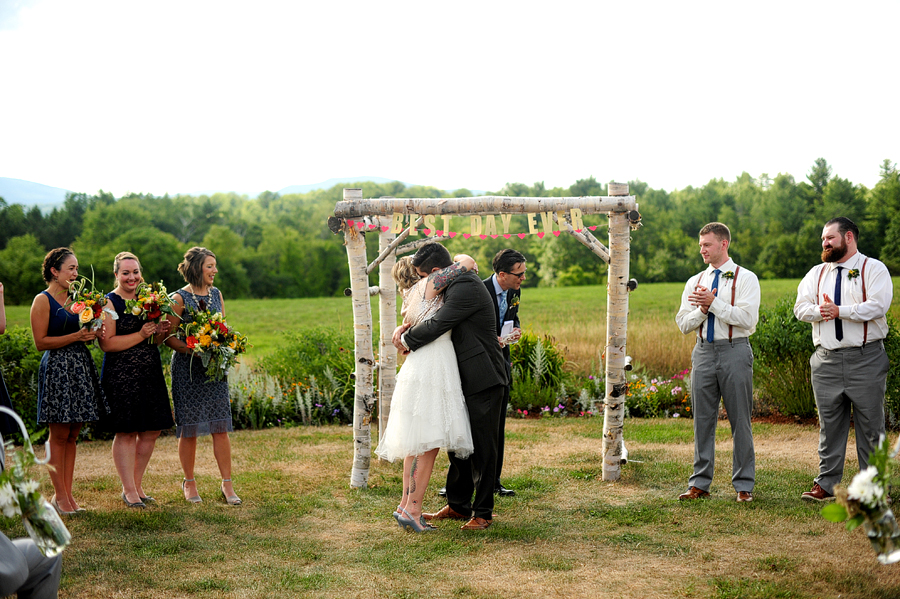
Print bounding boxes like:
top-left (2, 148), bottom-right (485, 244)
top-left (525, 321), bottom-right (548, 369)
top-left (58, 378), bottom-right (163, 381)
top-left (182, 478), bottom-right (202, 504)
top-left (221, 478), bottom-right (242, 506)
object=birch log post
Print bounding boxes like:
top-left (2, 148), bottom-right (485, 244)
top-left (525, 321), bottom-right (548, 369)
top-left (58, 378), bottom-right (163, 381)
top-left (602, 210), bottom-right (632, 481)
top-left (377, 216), bottom-right (398, 448)
top-left (343, 189), bottom-right (377, 489)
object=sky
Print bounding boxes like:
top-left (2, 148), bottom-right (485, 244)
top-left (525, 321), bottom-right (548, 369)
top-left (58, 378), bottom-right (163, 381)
top-left (1, 0), bottom-right (897, 198)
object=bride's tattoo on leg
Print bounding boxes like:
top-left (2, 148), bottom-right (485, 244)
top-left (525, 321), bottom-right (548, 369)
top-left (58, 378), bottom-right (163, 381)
top-left (409, 456), bottom-right (419, 495)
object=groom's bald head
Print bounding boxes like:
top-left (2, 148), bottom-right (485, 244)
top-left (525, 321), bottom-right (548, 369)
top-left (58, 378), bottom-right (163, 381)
top-left (413, 242), bottom-right (452, 273)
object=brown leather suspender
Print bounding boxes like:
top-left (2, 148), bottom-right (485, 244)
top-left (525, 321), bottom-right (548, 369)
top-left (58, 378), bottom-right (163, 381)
top-left (815, 258), bottom-right (869, 344)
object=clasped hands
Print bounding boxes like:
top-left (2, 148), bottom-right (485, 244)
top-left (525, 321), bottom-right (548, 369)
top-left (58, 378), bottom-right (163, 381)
top-left (392, 323), bottom-right (411, 355)
top-left (819, 293), bottom-right (840, 321)
top-left (688, 285), bottom-right (717, 315)
top-left (140, 319), bottom-right (172, 340)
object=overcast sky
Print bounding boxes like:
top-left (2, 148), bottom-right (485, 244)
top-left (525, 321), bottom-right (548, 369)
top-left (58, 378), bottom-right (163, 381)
top-left (1, 0), bottom-right (897, 197)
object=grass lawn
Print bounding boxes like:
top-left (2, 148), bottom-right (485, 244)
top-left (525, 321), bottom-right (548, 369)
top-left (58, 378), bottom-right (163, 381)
top-left (3, 419), bottom-right (899, 598)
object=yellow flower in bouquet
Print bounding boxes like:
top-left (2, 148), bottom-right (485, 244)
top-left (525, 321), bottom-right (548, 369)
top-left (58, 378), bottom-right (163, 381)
top-left (178, 304), bottom-right (251, 382)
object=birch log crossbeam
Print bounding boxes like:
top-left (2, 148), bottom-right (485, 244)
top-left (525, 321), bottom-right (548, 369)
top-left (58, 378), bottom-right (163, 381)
top-left (334, 195), bottom-right (637, 218)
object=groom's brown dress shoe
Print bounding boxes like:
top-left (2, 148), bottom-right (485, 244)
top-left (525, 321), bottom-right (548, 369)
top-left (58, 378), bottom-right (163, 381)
top-left (460, 517), bottom-right (492, 530)
top-left (678, 486), bottom-right (710, 500)
top-left (423, 505), bottom-right (468, 521)
top-left (801, 483), bottom-right (834, 502)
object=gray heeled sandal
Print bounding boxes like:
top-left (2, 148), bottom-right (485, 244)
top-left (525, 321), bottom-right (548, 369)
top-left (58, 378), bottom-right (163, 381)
top-left (221, 478), bottom-right (242, 506)
top-left (182, 478), bottom-right (202, 503)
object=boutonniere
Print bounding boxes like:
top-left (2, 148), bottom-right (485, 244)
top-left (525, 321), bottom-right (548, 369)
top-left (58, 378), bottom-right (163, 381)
top-left (510, 296), bottom-right (520, 309)
top-left (848, 269), bottom-right (860, 280)
top-left (722, 271), bottom-right (735, 280)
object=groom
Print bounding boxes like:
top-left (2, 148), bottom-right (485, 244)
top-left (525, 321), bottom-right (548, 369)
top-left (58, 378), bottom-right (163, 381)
top-left (393, 242), bottom-right (509, 530)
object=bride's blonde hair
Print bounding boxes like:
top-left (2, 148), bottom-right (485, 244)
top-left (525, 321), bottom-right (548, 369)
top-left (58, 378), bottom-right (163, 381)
top-left (392, 256), bottom-right (421, 294)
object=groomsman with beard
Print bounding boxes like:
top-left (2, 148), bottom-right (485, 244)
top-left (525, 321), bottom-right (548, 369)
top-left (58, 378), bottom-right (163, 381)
top-left (794, 217), bottom-right (892, 502)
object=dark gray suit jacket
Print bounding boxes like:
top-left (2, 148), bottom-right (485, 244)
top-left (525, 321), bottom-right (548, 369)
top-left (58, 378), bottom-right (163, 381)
top-left (404, 271), bottom-right (508, 397)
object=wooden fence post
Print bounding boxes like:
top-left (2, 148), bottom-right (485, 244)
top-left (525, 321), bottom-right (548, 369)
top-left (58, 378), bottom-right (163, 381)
top-left (377, 217), bottom-right (397, 448)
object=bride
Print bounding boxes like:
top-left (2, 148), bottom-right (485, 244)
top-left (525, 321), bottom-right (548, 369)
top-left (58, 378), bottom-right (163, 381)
top-left (375, 253), bottom-right (477, 532)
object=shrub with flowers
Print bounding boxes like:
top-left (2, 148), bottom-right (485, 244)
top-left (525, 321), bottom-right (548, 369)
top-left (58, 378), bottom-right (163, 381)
top-left (625, 369), bottom-right (692, 418)
top-left (178, 302), bottom-right (250, 381)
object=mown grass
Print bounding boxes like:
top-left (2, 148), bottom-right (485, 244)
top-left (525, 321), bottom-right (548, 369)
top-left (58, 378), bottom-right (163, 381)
top-left (3, 419), bottom-right (899, 599)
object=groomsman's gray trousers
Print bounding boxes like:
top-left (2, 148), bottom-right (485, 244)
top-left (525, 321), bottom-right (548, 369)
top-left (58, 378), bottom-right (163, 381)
top-left (811, 341), bottom-right (889, 494)
top-left (688, 337), bottom-right (755, 493)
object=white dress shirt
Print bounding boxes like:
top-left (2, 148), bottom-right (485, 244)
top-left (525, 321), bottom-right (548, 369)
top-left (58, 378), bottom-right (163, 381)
top-left (793, 251), bottom-right (892, 349)
top-left (676, 258), bottom-right (761, 341)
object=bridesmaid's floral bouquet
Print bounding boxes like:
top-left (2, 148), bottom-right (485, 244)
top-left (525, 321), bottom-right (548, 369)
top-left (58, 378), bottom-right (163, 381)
top-left (178, 303), bottom-right (250, 381)
top-left (67, 269), bottom-right (117, 331)
top-left (126, 281), bottom-right (178, 343)
top-left (0, 407), bottom-right (71, 557)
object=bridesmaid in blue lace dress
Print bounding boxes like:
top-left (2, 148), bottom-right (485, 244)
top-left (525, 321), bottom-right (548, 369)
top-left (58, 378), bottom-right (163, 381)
top-left (29, 248), bottom-right (106, 515)
top-left (98, 252), bottom-right (175, 509)
top-left (165, 247), bottom-right (241, 505)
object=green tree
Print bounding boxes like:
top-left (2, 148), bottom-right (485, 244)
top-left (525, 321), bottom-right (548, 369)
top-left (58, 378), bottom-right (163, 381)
top-left (0, 234), bottom-right (46, 304)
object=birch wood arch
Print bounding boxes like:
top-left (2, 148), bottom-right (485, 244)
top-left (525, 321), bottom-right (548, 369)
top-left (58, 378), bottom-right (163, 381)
top-left (330, 186), bottom-right (641, 488)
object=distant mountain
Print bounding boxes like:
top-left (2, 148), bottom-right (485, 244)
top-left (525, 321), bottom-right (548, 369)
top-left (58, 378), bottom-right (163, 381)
top-left (278, 176), bottom-right (399, 196)
top-left (0, 177), bottom-right (69, 210)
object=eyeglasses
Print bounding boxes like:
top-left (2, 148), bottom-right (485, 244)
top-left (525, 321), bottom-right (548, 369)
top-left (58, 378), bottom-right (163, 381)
top-left (504, 270), bottom-right (526, 279)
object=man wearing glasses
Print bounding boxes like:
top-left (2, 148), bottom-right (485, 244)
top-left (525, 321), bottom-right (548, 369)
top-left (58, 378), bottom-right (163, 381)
top-left (486, 249), bottom-right (526, 496)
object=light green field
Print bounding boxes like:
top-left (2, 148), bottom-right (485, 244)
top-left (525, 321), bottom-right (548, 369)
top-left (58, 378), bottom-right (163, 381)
top-left (6, 278), bottom-right (899, 376)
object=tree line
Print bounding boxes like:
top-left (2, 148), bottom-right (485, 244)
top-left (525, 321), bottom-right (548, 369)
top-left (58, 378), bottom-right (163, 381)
top-left (0, 158), bottom-right (897, 305)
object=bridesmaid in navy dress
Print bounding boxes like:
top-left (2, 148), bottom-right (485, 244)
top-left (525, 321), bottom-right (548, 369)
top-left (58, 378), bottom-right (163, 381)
top-left (29, 248), bottom-right (106, 515)
top-left (165, 247), bottom-right (241, 505)
top-left (98, 252), bottom-right (175, 509)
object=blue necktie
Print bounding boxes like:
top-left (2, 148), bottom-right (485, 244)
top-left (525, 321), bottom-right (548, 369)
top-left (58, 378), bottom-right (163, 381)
top-left (834, 266), bottom-right (843, 341)
top-left (706, 269), bottom-right (720, 342)
top-left (498, 290), bottom-right (508, 324)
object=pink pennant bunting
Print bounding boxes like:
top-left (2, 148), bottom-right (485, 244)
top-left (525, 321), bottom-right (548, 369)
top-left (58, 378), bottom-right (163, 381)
top-left (503, 234), bottom-right (512, 239)
top-left (490, 235), bottom-right (498, 239)
top-left (436, 230), bottom-right (443, 236)
top-left (381, 226), bottom-right (389, 232)
top-left (463, 233), bottom-right (471, 239)
top-left (588, 226), bottom-right (597, 231)
top-left (479, 235), bottom-right (487, 240)
top-left (423, 229), bottom-right (431, 235)
top-left (368, 224), bottom-right (376, 230)
top-left (537, 232), bottom-right (545, 239)
top-left (449, 232), bottom-right (457, 238)
top-left (517, 233), bottom-right (527, 239)
top-left (553, 231), bottom-right (561, 237)
top-left (347, 220), bottom-right (355, 228)
top-left (574, 229), bottom-right (583, 232)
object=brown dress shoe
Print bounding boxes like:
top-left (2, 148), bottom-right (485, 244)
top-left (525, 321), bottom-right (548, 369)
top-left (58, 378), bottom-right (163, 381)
top-left (423, 505), bottom-right (469, 521)
top-left (678, 486), bottom-right (710, 500)
top-left (737, 491), bottom-right (753, 502)
top-left (460, 517), bottom-right (492, 530)
top-left (801, 483), bottom-right (834, 502)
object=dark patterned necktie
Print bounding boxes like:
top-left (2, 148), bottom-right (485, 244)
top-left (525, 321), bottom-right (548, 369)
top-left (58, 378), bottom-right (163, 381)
top-left (706, 269), bottom-right (720, 342)
top-left (834, 266), bottom-right (843, 341)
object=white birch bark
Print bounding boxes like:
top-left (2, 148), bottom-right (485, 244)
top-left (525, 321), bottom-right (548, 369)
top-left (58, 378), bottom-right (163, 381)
top-left (343, 189), bottom-right (376, 489)
top-left (377, 217), bottom-right (398, 453)
top-left (334, 196), bottom-right (637, 217)
top-left (602, 210), bottom-right (632, 481)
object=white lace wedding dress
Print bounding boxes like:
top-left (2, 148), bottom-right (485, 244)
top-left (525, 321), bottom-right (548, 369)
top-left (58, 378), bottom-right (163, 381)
top-left (374, 278), bottom-right (474, 462)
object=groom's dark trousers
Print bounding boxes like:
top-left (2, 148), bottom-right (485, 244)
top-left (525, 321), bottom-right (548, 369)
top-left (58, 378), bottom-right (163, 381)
top-left (404, 271), bottom-right (508, 521)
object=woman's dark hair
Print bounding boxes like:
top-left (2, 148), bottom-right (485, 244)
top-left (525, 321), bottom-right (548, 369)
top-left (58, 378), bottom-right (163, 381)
top-left (177, 247), bottom-right (216, 288)
top-left (41, 247), bottom-right (75, 283)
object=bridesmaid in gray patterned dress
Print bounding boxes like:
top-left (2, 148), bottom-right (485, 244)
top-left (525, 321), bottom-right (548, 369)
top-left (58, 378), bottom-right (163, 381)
top-left (165, 247), bottom-right (241, 505)
top-left (29, 248), bottom-right (106, 515)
